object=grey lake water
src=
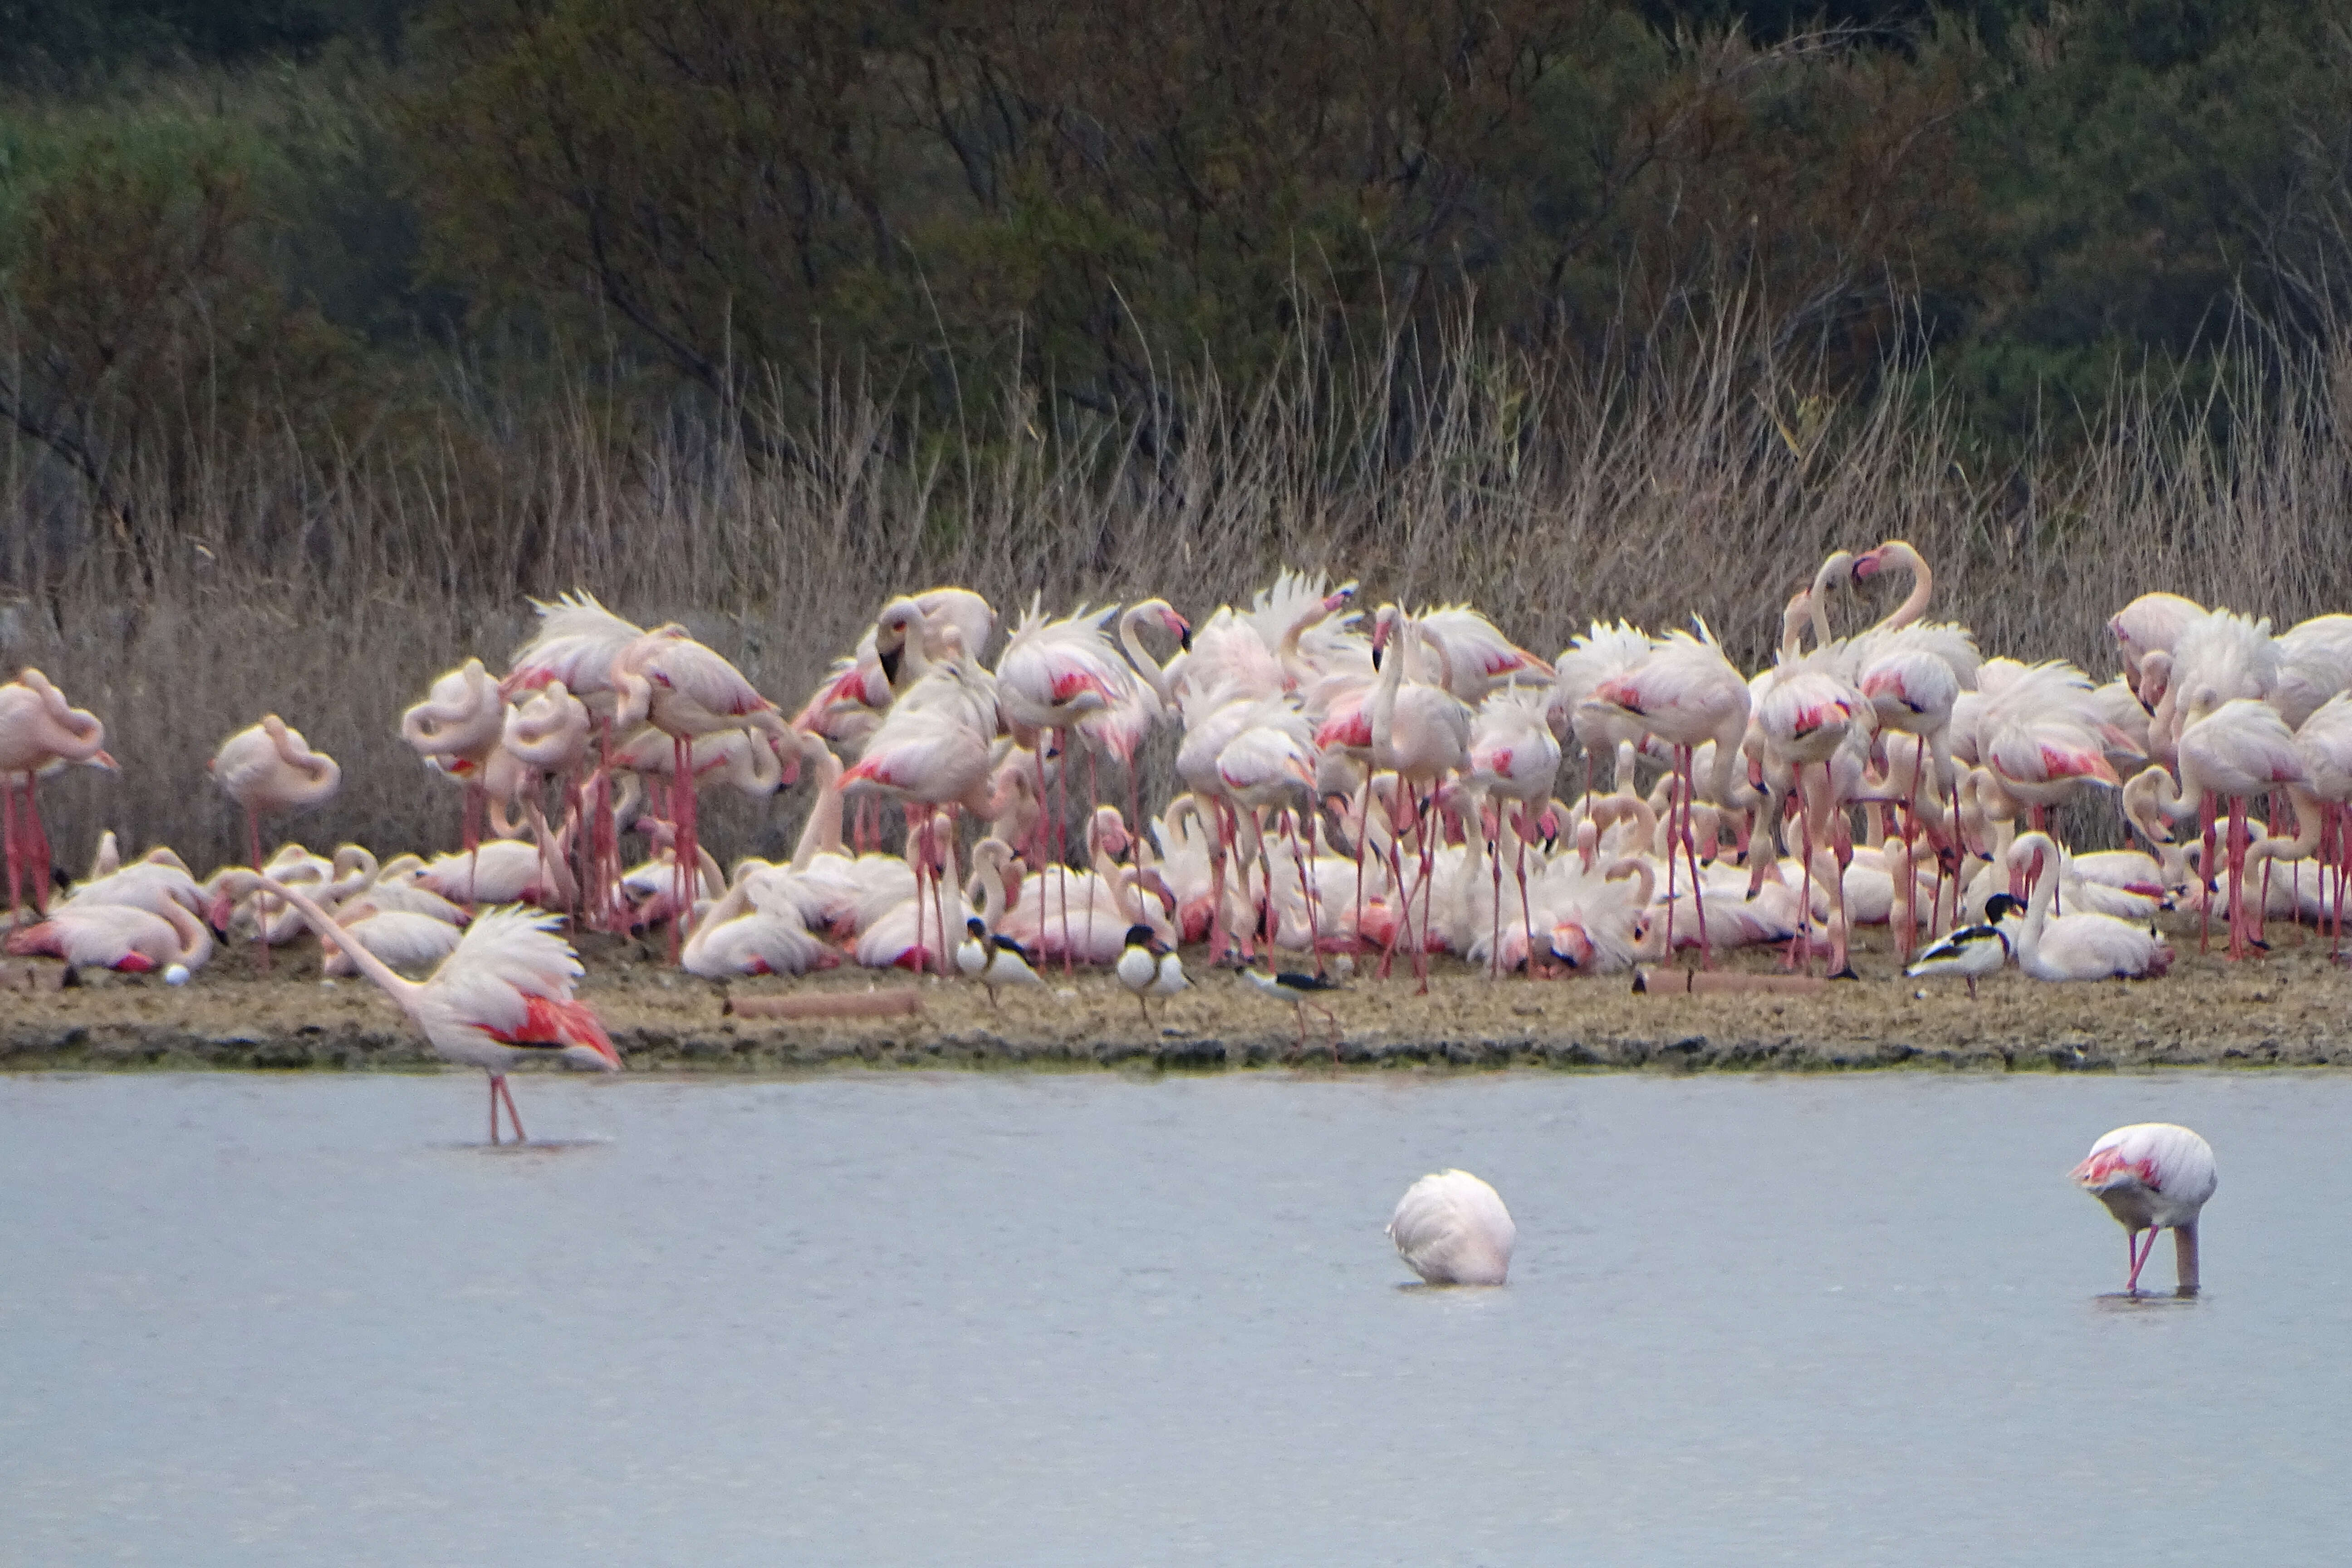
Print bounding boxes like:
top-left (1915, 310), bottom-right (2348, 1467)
top-left (4, 1069), bottom-right (2349, 1565)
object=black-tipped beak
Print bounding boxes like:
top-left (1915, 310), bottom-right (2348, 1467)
top-left (878, 644), bottom-right (902, 685)
top-left (1370, 644), bottom-right (1383, 671)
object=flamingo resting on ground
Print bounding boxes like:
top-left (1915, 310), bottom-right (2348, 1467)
top-left (2071, 1122), bottom-right (2215, 1295)
top-left (221, 872), bottom-right (620, 1144)
top-left (1387, 1169), bottom-right (1515, 1285)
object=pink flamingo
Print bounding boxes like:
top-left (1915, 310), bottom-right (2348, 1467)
top-left (6, 897), bottom-right (210, 975)
top-left (995, 598), bottom-right (1129, 969)
top-left (220, 871), bottom-right (620, 1145)
top-left (1215, 717), bottom-right (1324, 971)
top-left (610, 627), bottom-right (793, 955)
top-left (1367, 606), bottom-right (1470, 995)
top-left (2072, 1123), bottom-right (2215, 1296)
top-left (0, 669), bottom-right (111, 923)
top-left (840, 654), bottom-right (1007, 976)
top-left (1105, 598), bottom-right (1192, 853)
top-left (505, 591), bottom-right (647, 926)
top-left (1589, 621), bottom-right (1750, 970)
top-left (2108, 593), bottom-right (2206, 689)
top-left (2155, 698), bottom-right (2307, 958)
top-left (401, 658), bottom-right (505, 855)
top-left (2294, 691), bottom-right (2352, 952)
top-left (208, 716), bottom-right (340, 970)
top-left (1466, 685), bottom-right (1561, 976)
top-left (1752, 659), bottom-right (1867, 977)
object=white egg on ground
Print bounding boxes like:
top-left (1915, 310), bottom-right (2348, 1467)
top-left (163, 964), bottom-right (190, 986)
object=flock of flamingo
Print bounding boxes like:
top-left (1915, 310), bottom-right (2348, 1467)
top-left (0, 539), bottom-right (2261, 1287)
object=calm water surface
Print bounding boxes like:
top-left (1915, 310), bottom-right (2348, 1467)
top-left (3, 1069), bottom-right (2347, 1564)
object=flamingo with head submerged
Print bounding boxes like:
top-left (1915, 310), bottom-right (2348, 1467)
top-left (2072, 1122), bottom-right (2215, 1295)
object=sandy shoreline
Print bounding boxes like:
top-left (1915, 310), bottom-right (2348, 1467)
top-left (5, 918), bottom-right (2349, 1073)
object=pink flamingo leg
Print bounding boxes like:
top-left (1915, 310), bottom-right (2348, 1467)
top-left (2125, 1227), bottom-right (2158, 1293)
top-left (1681, 746), bottom-right (1713, 971)
top-left (1415, 793), bottom-right (1438, 995)
top-left (1285, 808), bottom-right (1326, 978)
top-left (1488, 801), bottom-right (1505, 979)
top-left (2226, 795), bottom-right (2249, 960)
top-left (1661, 753), bottom-right (1682, 962)
top-left (23, 775), bottom-right (49, 917)
top-left (1514, 807), bottom-right (1537, 981)
top-left (1378, 785), bottom-right (1417, 980)
top-left (2, 781), bottom-right (19, 926)
top-left (2192, 792), bottom-right (2215, 955)
top-left (247, 805), bottom-right (272, 973)
top-left (2323, 808), bottom-right (2342, 959)
top-left (1351, 775), bottom-right (1374, 952)
top-left (500, 1074), bottom-right (528, 1144)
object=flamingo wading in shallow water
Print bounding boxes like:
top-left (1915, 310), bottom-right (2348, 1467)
top-left (2071, 1123), bottom-right (2215, 1295)
top-left (221, 872), bottom-right (620, 1144)
top-left (1388, 1170), bottom-right (1514, 1285)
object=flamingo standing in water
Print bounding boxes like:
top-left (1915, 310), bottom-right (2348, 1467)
top-left (221, 871), bottom-right (620, 1144)
top-left (1387, 1169), bottom-right (1515, 1285)
top-left (209, 716), bottom-right (340, 970)
top-left (2071, 1123), bottom-right (2215, 1295)
top-left (0, 669), bottom-right (112, 923)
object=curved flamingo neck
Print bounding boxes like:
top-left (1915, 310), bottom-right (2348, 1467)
top-left (1865, 543), bottom-right (1932, 634)
top-left (1119, 603), bottom-right (1180, 706)
top-left (250, 872), bottom-right (423, 1010)
top-left (790, 758), bottom-right (847, 872)
top-left (1370, 613), bottom-right (1409, 760)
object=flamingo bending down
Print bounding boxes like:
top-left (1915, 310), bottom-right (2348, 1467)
top-left (223, 872), bottom-right (620, 1144)
top-left (1387, 1170), bottom-right (1514, 1285)
top-left (2071, 1123), bottom-right (2216, 1295)
top-left (0, 669), bottom-right (112, 923)
top-left (209, 716), bottom-right (340, 970)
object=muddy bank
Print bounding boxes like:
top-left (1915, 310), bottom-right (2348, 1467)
top-left (5, 921), bottom-right (2349, 1073)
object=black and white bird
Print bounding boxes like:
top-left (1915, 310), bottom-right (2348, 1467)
top-left (1242, 964), bottom-right (1343, 1051)
top-left (957, 916), bottom-right (1042, 1006)
top-left (1903, 893), bottom-right (2021, 999)
top-left (1115, 924), bottom-right (1188, 1024)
